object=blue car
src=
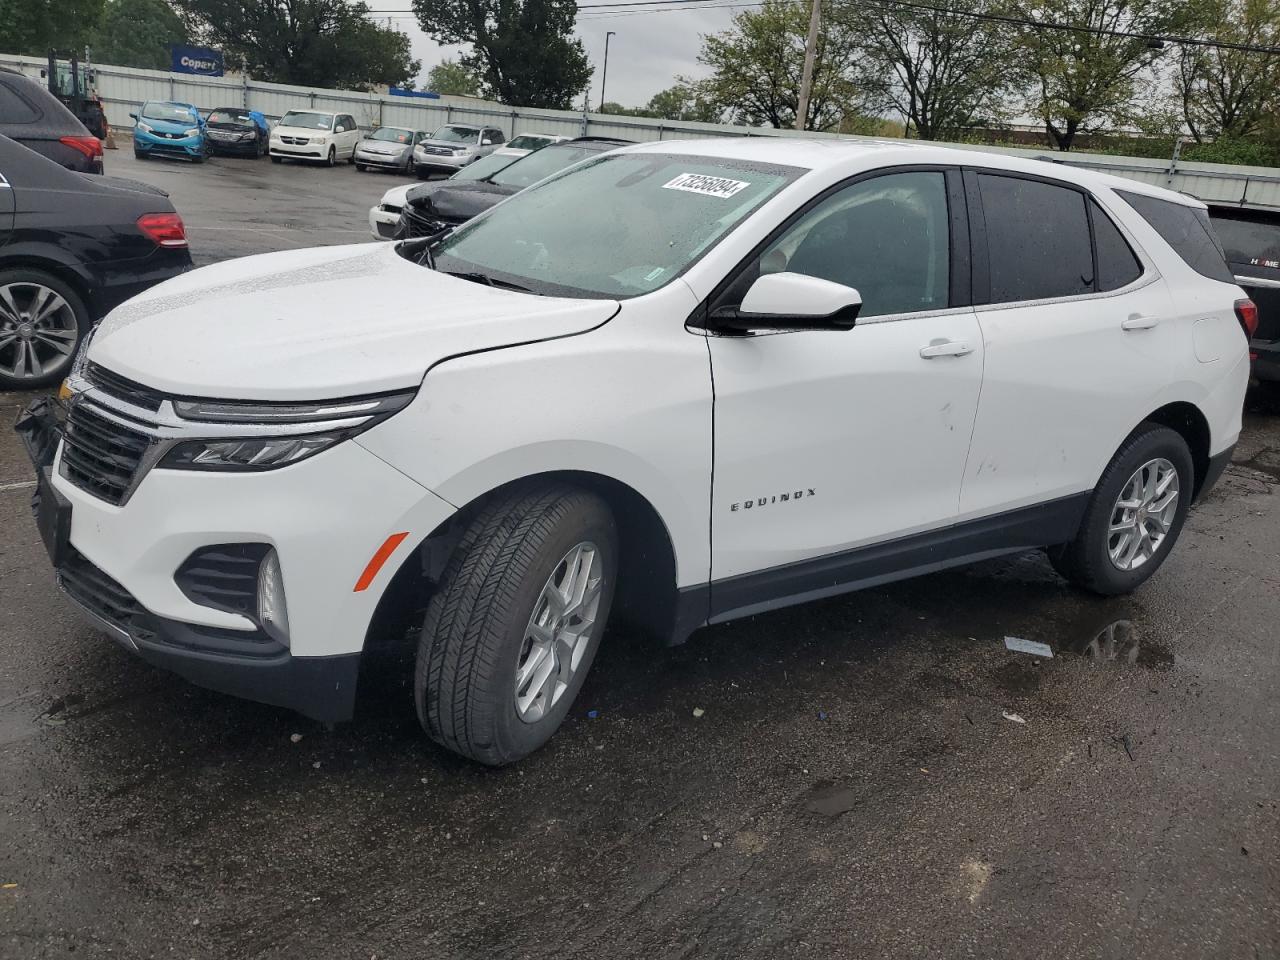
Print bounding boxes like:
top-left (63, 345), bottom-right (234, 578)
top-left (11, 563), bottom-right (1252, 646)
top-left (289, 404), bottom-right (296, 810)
top-left (131, 100), bottom-right (207, 161)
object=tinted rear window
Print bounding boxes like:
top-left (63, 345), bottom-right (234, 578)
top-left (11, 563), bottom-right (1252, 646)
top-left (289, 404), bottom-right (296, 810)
top-left (1118, 190), bottom-right (1234, 283)
top-left (979, 174), bottom-right (1094, 303)
top-left (1091, 200), bottom-right (1143, 291)
top-left (1207, 210), bottom-right (1280, 271)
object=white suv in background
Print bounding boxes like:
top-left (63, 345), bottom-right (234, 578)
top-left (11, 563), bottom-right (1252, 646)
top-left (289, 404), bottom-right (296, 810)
top-left (269, 110), bottom-right (361, 166)
top-left (23, 140), bottom-right (1250, 766)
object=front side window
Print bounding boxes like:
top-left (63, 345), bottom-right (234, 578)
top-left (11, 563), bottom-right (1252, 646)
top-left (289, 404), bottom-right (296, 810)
top-left (433, 153), bottom-right (803, 298)
top-left (751, 170), bottom-right (951, 318)
top-left (980, 174), bottom-right (1094, 303)
top-left (280, 111), bottom-right (334, 131)
top-left (432, 125), bottom-right (480, 144)
top-left (1118, 190), bottom-right (1234, 284)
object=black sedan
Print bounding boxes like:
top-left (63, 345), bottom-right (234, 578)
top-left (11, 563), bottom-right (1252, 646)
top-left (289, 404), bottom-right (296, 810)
top-left (0, 135), bottom-right (192, 389)
top-left (205, 106), bottom-right (270, 158)
top-left (398, 137), bottom-right (631, 238)
top-left (0, 67), bottom-right (103, 174)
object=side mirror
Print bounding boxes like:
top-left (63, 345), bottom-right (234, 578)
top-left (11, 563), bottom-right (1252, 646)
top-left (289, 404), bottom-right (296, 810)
top-left (335, 125), bottom-right (345, 133)
top-left (712, 272), bottom-right (862, 334)
top-left (128, 112), bottom-right (137, 120)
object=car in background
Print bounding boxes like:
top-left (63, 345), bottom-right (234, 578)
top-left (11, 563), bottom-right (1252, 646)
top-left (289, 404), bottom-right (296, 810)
top-left (367, 151), bottom-right (521, 239)
top-left (0, 67), bottom-right (102, 174)
top-left (205, 107), bottom-right (269, 158)
top-left (131, 101), bottom-right (206, 162)
top-left (412, 124), bottom-right (505, 178)
top-left (270, 110), bottom-right (360, 166)
top-left (354, 126), bottom-right (426, 174)
top-left (494, 132), bottom-right (569, 158)
top-left (0, 134), bottom-right (191, 389)
top-left (398, 137), bottom-right (630, 238)
top-left (1207, 205), bottom-right (1280, 391)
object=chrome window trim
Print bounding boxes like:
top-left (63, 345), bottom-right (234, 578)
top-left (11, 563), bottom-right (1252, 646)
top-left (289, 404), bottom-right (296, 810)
top-left (973, 269), bottom-right (1161, 314)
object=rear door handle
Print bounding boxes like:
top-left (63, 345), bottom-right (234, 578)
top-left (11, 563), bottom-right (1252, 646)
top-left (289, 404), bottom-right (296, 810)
top-left (1121, 315), bottom-right (1161, 331)
top-left (919, 339), bottom-right (974, 359)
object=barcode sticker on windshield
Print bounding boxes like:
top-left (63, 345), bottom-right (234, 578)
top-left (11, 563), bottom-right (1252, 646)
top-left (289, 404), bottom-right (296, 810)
top-left (662, 173), bottom-right (750, 199)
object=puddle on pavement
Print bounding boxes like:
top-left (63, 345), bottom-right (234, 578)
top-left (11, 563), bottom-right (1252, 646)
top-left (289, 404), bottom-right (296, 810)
top-left (1056, 618), bottom-right (1174, 669)
top-left (988, 610), bottom-right (1174, 691)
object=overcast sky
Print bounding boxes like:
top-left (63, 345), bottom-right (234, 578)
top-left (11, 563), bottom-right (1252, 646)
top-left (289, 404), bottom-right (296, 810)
top-left (368, 4), bottom-right (742, 108)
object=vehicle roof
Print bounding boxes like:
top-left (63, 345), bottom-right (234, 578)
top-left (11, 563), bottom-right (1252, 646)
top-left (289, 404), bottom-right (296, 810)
top-left (144, 99), bottom-right (198, 109)
top-left (621, 136), bottom-right (1205, 209)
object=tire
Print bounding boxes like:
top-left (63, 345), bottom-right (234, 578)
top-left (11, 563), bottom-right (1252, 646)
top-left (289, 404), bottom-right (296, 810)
top-left (0, 268), bottom-right (90, 390)
top-left (133, 148), bottom-right (145, 160)
top-left (355, 163), bottom-right (366, 172)
top-left (270, 155), bottom-right (282, 164)
top-left (326, 147), bottom-right (336, 167)
top-left (1049, 424), bottom-right (1195, 595)
top-left (414, 485), bottom-right (619, 766)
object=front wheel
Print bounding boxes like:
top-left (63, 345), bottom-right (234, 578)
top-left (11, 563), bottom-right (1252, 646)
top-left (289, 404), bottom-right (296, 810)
top-left (325, 146), bottom-right (336, 167)
top-left (270, 155), bottom-right (282, 164)
top-left (354, 162), bottom-right (366, 172)
top-left (1049, 424), bottom-right (1194, 594)
top-left (0, 269), bottom-right (90, 390)
top-left (414, 485), bottom-right (618, 766)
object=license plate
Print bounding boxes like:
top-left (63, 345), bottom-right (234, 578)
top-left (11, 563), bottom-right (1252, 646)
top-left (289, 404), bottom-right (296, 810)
top-left (34, 466), bottom-right (71, 568)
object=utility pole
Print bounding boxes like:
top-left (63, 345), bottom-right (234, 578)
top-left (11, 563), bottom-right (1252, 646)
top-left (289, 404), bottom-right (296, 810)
top-left (795, 0), bottom-right (820, 131)
top-left (599, 31), bottom-right (617, 112)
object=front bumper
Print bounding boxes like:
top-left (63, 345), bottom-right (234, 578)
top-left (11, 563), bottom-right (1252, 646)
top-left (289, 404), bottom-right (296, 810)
top-left (270, 140), bottom-right (330, 160)
top-left (368, 204), bottom-right (402, 240)
top-left (413, 152), bottom-right (468, 172)
top-left (16, 394), bottom-right (455, 721)
top-left (355, 147), bottom-right (408, 169)
top-left (208, 131), bottom-right (260, 154)
top-left (135, 131), bottom-right (204, 158)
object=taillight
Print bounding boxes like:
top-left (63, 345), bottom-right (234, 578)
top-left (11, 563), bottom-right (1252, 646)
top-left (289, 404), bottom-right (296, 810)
top-left (137, 212), bottom-right (188, 248)
top-left (1234, 298), bottom-right (1259, 339)
top-left (59, 135), bottom-right (102, 161)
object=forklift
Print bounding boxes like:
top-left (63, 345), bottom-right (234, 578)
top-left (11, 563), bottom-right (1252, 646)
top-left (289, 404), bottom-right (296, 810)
top-left (42, 49), bottom-right (108, 140)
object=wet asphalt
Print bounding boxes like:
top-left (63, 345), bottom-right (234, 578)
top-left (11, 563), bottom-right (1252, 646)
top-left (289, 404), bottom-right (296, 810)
top-left (2, 149), bottom-right (1279, 960)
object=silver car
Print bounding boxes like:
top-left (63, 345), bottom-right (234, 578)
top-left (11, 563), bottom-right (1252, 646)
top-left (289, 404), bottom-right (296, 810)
top-left (412, 124), bottom-right (506, 178)
top-left (354, 126), bottom-right (426, 174)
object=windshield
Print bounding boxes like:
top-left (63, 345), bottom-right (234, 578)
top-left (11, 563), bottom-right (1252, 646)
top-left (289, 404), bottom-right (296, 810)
top-left (281, 111), bottom-right (333, 131)
top-left (431, 125), bottom-right (480, 144)
top-left (451, 152), bottom-right (518, 181)
top-left (506, 134), bottom-right (554, 151)
top-left (490, 144), bottom-right (603, 190)
top-left (370, 127), bottom-right (414, 144)
top-left (141, 102), bottom-right (196, 123)
top-left (208, 109), bottom-right (251, 126)
top-left (433, 153), bottom-right (803, 298)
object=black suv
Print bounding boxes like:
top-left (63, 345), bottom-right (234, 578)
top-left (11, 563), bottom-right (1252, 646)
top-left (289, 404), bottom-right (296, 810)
top-left (1208, 205), bottom-right (1280, 388)
top-left (399, 137), bottom-right (631, 238)
top-left (0, 67), bottom-right (103, 174)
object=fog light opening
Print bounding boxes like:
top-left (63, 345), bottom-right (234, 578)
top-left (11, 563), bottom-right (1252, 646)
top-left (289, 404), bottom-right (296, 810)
top-left (257, 548), bottom-right (291, 647)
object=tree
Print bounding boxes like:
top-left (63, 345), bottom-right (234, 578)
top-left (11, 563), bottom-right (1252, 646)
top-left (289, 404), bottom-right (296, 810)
top-left (842, 0), bottom-right (1017, 141)
top-left (90, 0), bottom-right (186, 70)
top-left (0, 0), bottom-right (103, 57)
top-left (698, 0), bottom-right (870, 131)
top-left (425, 56), bottom-right (481, 96)
top-left (644, 82), bottom-right (724, 123)
top-left (174, 0), bottom-right (420, 90)
top-left (411, 0), bottom-right (592, 108)
top-left (1014, 0), bottom-right (1201, 150)
top-left (1176, 0), bottom-right (1280, 142)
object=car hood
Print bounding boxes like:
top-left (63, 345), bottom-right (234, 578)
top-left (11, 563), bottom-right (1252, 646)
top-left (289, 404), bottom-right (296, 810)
top-left (139, 116), bottom-right (198, 134)
top-left (417, 139), bottom-right (475, 152)
top-left (405, 180), bottom-right (516, 223)
top-left (380, 183), bottom-right (417, 207)
top-left (88, 243), bottom-right (618, 401)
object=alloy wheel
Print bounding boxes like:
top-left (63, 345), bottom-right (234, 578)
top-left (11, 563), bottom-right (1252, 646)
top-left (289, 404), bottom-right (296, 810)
top-left (514, 542), bottom-right (605, 723)
top-left (0, 282), bottom-right (79, 382)
top-left (1107, 458), bottom-right (1180, 571)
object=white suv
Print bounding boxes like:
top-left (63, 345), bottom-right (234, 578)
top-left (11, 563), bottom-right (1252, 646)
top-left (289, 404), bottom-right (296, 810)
top-left (22, 140), bottom-right (1250, 765)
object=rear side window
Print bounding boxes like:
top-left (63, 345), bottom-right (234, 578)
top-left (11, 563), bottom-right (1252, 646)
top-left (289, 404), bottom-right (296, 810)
top-left (1091, 200), bottom-right (1143, 291)
top-left (1207, 209), bottom-right (1280, 271)
top-left (1118, 190), bottom-right (1233, 283)
top-left (0, 82), bottom-right (40, 123)
top-left (979, 174), bottom-right (1094, 302)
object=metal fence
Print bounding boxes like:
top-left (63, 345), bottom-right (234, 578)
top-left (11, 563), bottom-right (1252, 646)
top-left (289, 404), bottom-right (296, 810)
top-left (6, 51), bottom-right (1280, 208)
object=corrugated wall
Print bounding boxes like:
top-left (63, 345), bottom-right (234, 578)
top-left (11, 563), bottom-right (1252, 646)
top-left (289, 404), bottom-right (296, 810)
top-left (6, 51), bottom-right (1280, 207)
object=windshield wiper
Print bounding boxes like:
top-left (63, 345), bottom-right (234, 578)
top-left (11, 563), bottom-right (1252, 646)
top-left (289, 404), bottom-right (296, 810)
top-left (443, 271), bottom-right (532, 293)
top-left (400, 224), bottom-right (454, 269)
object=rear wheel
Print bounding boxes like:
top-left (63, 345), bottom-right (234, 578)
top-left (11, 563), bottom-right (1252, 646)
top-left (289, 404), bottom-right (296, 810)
top-left (0, 269), bottom-right (89, 390)
top-left (414, 485), bottom-right (618, 766)
top-left (1049, 424), bottom-right (1194, 595)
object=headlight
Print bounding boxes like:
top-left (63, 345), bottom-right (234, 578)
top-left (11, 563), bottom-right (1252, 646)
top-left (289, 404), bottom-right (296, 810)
top-left (157, 391), bottom-right (415, 472)
top-left (137, 121), bottom-right (153, 133)
top-left (451, 148), bottom-right (467, 156)
top-left (239, 131), bottom-right (255, 140)
top-left (184, 127), bottom-right (200, 137)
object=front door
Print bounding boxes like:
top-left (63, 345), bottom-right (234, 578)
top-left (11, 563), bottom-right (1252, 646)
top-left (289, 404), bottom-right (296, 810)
top-left (706, 168), bottom-right (983, 610)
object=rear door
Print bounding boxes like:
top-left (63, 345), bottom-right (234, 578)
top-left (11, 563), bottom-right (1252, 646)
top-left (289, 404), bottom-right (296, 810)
top-left (961, 170), bottom-right (1176, 521)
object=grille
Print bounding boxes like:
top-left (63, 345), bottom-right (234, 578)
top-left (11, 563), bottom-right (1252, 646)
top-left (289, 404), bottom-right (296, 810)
top-left (421, 146), bottom-right (452, 156)
top-left (400, 205), bottom-right (452, 239)
top-left (60, 547), bottom-right (142, 633)
top-left (175, 544), bottom-right (269, 618)
top-left (59, 403), bottom-right (153, 505)
top-left (281, 135), bottom-right (309, 145)
top-left (85, 362), bottom-right (165, 412)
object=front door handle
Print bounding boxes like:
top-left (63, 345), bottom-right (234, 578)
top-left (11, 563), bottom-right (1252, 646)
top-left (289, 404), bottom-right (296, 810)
top-left (1121, 315), bottom-right (1161, 331)
top-left (919, 339), bottom-right (974, 359)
